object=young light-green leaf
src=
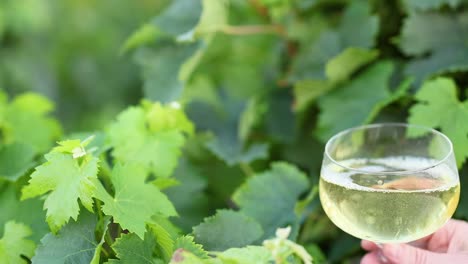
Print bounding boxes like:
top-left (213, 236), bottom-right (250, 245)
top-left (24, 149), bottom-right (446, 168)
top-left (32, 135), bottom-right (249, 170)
top-left (408, 77), bottom-right (468, 167)
top-left (21, 145), bottom-right (99, 233)
top-left (3, 93), bottom-right (62, 153)
top-left (0, 221), bottom-right (35, 264)
top-left (94, 163), bottom-right (177, 239)
top-left (108, 103), bottom-right (192, 178)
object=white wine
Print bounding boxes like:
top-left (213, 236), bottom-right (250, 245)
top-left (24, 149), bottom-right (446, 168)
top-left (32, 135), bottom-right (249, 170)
top-left (320, 157), bottom-right (460, 243)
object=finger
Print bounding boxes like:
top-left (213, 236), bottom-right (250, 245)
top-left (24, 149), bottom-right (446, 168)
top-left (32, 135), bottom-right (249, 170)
top-left (361, 240), bottom-right (379, 251)
top-left (360, 252), bottom-right (382, 264)
top-left (382, 243), bottom-right (468, 264)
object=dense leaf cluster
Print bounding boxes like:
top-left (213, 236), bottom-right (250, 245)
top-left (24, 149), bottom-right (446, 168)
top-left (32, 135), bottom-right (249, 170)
top-left (1, 0), bottom-right (468, 263)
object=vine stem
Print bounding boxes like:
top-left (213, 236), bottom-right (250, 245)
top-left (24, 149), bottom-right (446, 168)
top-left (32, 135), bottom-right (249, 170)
top-left (221, 25), bottom-right (286, 36)
top-left (197, 24), bottom-right (286, 37)
top-left (105, 228), bottom-right (114, 246)
top-left (240, 163), bottom-right (255, 177)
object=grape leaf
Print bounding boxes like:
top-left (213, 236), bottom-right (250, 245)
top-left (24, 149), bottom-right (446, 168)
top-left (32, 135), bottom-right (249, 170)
top-left (108, 232), bottom-right (158, 264)
top-left (316, 61), bottom-right (406, 142)
top-left (195, 0), bottom-right (229, 36)
top-left (206, 139), bottom-right (269, 166)
top-left (192, 210), bottom-right (263, 251)
top-left (65, 132), bottom-right (111, 156)
top-left (294, 48), bottom-right (379, 111)
top-left (3, 92), bottom-right (62, 153)
top-left (187, 97), bottom-right (269, 166)
top-left (232, 162), bottom-right (309, 239)
top-left (134, 41), bottom-right (200, 103)
top-left (0, 184), bottom-right (48, 243)
top-left (32, 211), bottom-right (101, 264)
top-left (94, 163), bottom-right (177, 239)
top-left (264, 89), bottom-right (297, 143)
top-left (402, 0), bottom-right (462, 11)
top-left (408, 77), bottom-right (468, 167)
top-left (399, 12), bottom-right (468, 56)
top-left (148, 217), bottom-right (181, 262)
top-left (398, 11), bottom-right (468, 84)
top-left (0, 142), bottom-right (36, 181)
top-left (455, 165), bottom-right (468, 219)
top-left (216, 246), bottom-right (273, 264)
top-left (0, 221), bottom-right (35, 264)
top-left (291, 1), bottom-right (379, 81)
top-left (108, 103), bottom-right (192, 178)
top-left (152, 0), bottom-right (202, 38)
top-left (325, 48), bottom-right (379, 84)
top-left (21, 139), bottom-right (99, 233)
top-left (165, 159), bottom-right (210, 232)
top-left (173, 236), bottom-right (208, 259)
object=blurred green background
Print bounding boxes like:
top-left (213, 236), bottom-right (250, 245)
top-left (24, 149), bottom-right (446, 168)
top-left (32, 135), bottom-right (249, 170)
top-left (1, 0), bottom-right (468, 263)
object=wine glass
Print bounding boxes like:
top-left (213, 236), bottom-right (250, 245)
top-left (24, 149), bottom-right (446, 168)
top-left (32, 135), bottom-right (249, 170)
top-left (319, 123), bottom-right (460, 246)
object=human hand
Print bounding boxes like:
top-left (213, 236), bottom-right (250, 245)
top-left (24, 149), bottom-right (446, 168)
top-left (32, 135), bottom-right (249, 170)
top-left (361, 219), bottom-right (468, 264)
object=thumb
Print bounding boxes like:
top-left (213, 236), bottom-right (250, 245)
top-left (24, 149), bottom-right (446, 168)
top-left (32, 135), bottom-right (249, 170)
top-left (382, 244), bottom-right (468, 264)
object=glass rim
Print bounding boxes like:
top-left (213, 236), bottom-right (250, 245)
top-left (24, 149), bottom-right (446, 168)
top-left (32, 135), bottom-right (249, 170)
top-left (324, 123), bottom-right (454, 175)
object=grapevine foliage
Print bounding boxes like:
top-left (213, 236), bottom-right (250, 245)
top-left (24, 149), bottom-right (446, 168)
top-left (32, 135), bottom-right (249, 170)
top-left (1, 0), bottom-right (468, 263)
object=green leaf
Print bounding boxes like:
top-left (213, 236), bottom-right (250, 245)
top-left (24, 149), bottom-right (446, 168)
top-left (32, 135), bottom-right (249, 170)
top-left (165, 159), bottom-right (210, 232)
top-left (305, 244), bottom-right (327, 264)
top-left (143, 100), bottom-right (194, 135)
top-left (325, 48), bottom-right (379, 84)
top-left (135, 41), bottom-right (200, 103)
top-left (173, 236), bottom-right (208, 259)
top-left (293, 80), bottom-right (332, 112)
top-left (109, 232), bottom-right (157, 264)
top-left (121, 24), bottom-right (161, 53)
top-left (94, 163), bottom-right (177, 239)
top-left (291, 1), bottom-right (379, 81)
top-left (0, 142), bottom-right (36, 181)
top-left (216, 246), bottom-right (273, 264)
top-left (152, 0), bottom-right (202, 38)
top-left (206, 139), bottom-right (269, 166)
top-left (399, 12), bottom-right (467, 56)
top-left (338, 1), bottom-right (379, 48)
top-left (108, 103), bottom-right (192, 178)
top-left (195, 0), bottom-right (229, 36)
top-left (0, 184), bottom-right (48, 243)
top-left (32, 211), bottom-right (100, 264)
top-left (0, 221), bottom-right (35, 264)
top-left (402, 0), bottom-right (462, 11)
top-left (398, 11), bottom-right (468, 84)
top-left (21, 140), bottom-right (99, 233)
top-left (408, 77), bottom-right (468, 167)
top-left (148, 218), bottom-right (179, 262)
top-left (187, 97), bottom-right (269, 166)
top-left (192, 210), bottom-right (264, 251)
top-left (316, 61), bottom-right (400, 142)
top-left (294, 48), bottom-right (379, 111)
top-left (232, 162), bottom-right (309, 239)
top-left (3, 92), bottom-right (62, 153)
